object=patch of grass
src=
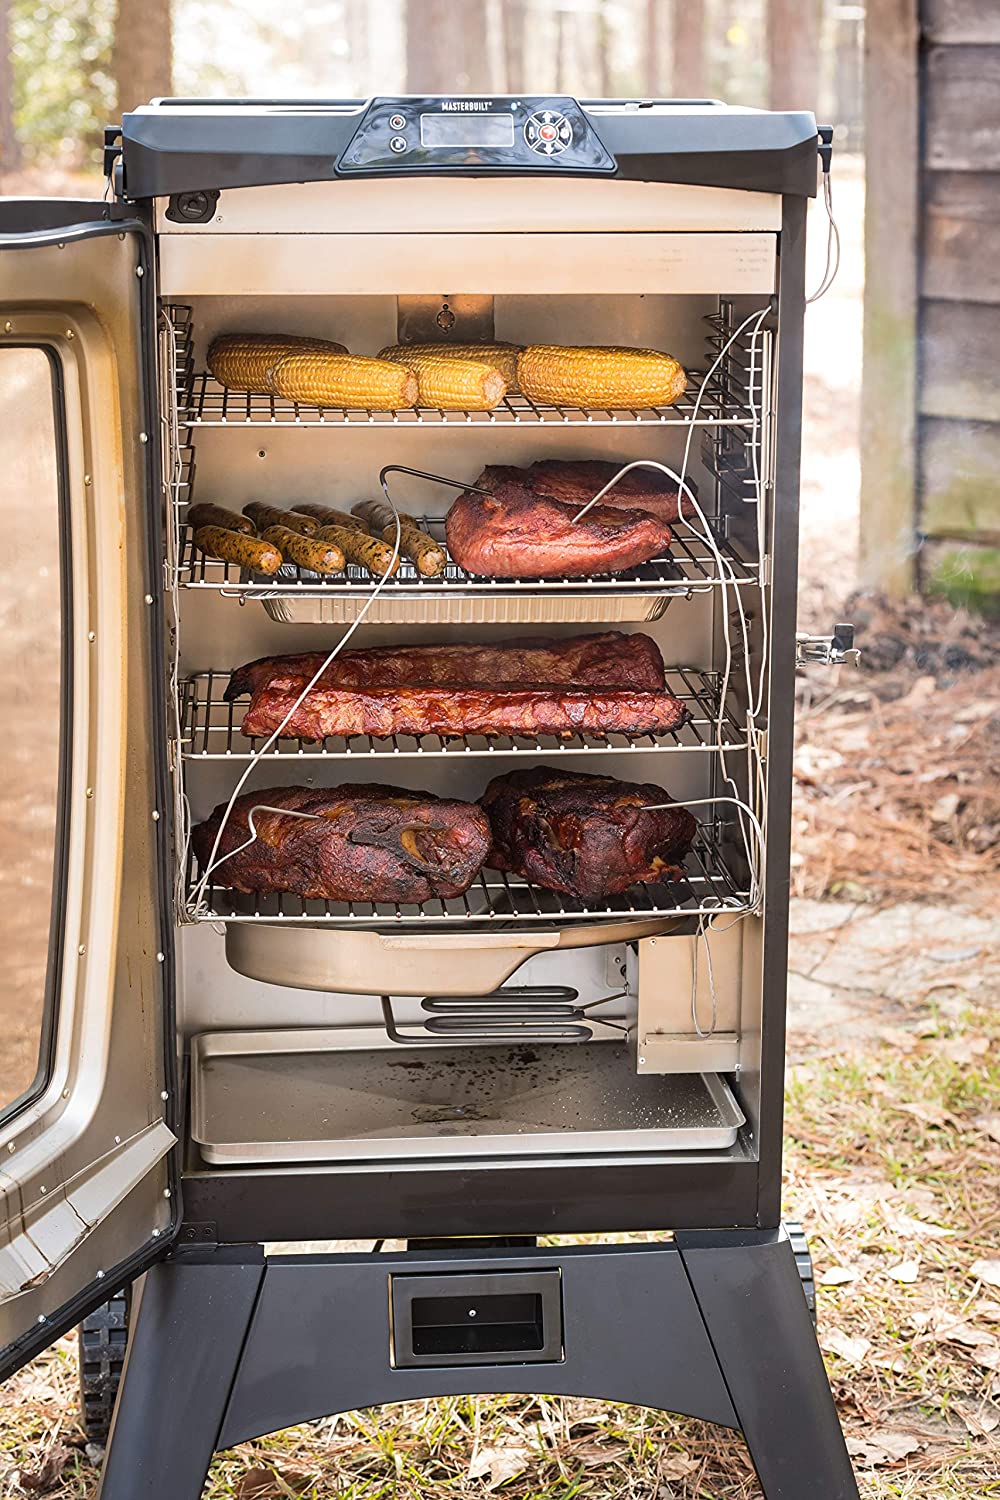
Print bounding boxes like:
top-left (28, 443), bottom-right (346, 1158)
top-left (1, 1006), bottom-right (998, 1499)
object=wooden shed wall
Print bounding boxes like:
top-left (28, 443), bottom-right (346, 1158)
top-left (861, 0), bottom-right (1000, 607)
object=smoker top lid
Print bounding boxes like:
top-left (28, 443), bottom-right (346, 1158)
top-left (116, 96), bottom-right (819, 202)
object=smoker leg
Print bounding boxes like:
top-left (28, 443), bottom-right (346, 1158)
top-left (96, 1248), bottom-right (265, 1500)
top-left (676, 1228), bottom-right (859, 1500)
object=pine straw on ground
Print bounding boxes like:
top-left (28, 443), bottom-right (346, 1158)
top-left (793, 596), bottom-right (999, 905)
top-left (3, 994), bottom-right (998, 1500)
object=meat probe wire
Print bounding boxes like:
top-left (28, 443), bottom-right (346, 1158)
top-left (188, 489), bottom-right (404, 913)
top-left (189, 467), bottom-right (479, 909)
top-left (559, 309), bottom-right (773, 930)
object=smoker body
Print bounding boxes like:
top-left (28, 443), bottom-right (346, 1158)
top-left (0, 97), bottom-right (858, 1497)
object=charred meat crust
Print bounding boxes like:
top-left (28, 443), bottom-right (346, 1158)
top-left (223, 632), bottom-right (667, 702)
top-left (191, 784), bottom-right (491, 903)
top-left (444, 478), bottom-right (674, 579)
top-left (480, 766), bottom-right (698, 901)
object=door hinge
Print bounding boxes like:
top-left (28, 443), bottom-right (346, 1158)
top-left (795, 622), bottom-right (860, 668)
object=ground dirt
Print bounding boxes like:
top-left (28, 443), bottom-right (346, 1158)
top-left (2, 159), bottom-right (999, 1497)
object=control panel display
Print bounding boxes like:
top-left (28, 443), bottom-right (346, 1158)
top-left (420, 112), bottom-right (516, 149)
top-left (339, 96), bottom-right (616, 175)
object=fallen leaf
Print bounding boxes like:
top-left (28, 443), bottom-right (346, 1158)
top-left (660, 1452), bottom-right (699, 1479)
top-left (943, 1034), bottom-right (991, 1064)
top-left (896, 1101), bottom-right (961, 1130)
top-left (236, 1469), bottom-right (312, 1500)
top-left (820, 1265), bottom-right (857, 1286)
top-left (822, 1328), bottom-right (871, 1364)
top-left (879, 1027), bottom-right (919, 1051)
top-left (872, 1349), bottom-right (909, 1373)
top-left (929, 792), bottom-right (960, 823)
top-left (468, 1445), bottom-right (530, 1488)
top-left (973, 1113), bottom-right (1000, 1145)
top-left (973, 1344), bottom-right (1000, 1372)
top-left (971, 1259), bottom-right (1000, 1288)
top-left (900, 674), bottom-right (937, 707)
top-left (915, 1309), bottom-right (998, 1349)
top-left (886, 1259), bottom-right (920, 1284)
top-left (954, 1398), bottom-right (1000, 1437)
top-left (880, 1206), bottom-right (954, 1240)
top-left (845, 1429), bottom-right (921, 1467)
top-left (18, 1444), bottom-right (73, 1495)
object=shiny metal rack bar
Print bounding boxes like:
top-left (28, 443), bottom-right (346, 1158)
top-left (184, 826), bottom-right (747, 925)
top-left (178, 666), bottom-right (745, 761)
top-left (174, 518), bottom-right (760, 595)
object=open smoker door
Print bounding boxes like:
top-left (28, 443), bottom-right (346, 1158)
top-left (0, 207), bottom-right (177, 1380)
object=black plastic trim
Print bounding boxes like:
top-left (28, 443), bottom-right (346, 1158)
top-left (118, 98), bottom-right (819, 199)
top-left (182, 1156), bottom-right (761, 1243)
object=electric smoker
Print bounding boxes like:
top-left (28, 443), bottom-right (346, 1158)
top-left (0, 96), bottom-right (859, 1499)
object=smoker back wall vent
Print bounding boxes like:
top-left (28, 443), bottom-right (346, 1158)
top-left (390, 1270), bottom-right (564, 1367)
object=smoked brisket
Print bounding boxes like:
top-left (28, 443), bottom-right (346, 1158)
top-left (445, 477), bottom-right (674, 579)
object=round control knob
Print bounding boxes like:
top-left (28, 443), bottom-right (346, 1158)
top-left (389, 113), bottom-right (406, 130)
top-left (389, 135), bottom-right (407, 154)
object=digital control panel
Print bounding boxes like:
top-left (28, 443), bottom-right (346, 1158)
top-left (338, 96), bottom-right (616, 174)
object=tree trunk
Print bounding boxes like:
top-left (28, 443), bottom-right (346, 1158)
top-left (596, 1), bottom-right (612, 96)
top-left (671, 0), bottom-right (706, 98)
top-left (767, 0), bottom-right (823, 111)
top-left (0, 0), bottom-right (22, 173)
top-left (644, 0), bottom-right (662, 97)
top-left (405, 0), bottom-right (453, 93)
top-left (503, 1), bottom-right (525, 95)
top-left (346, 0), bottom-right (370, 97)
top-left (113, 0), bottom-right (172, 116)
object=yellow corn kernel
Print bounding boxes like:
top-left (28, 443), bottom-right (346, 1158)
top-left (378, 341), bottom-right (523, 392)
top-left (207, 333), bottom-right (348, 393)
top-left (269, 351), bottom-right (419, 409)
top-left (379, 351), bottom-right (508, 410)
top-left (517, 345), bottom-right (688, 409)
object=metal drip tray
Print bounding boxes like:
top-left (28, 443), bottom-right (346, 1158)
top-left (190, 1029), bottom-right (745, 1165)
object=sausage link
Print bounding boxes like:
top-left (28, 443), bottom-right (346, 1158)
top-left (193, 526), bottom-right (283, 576)
top-left (261, 525), bottom-right (346, 575)
top-left (313, 525), bottom-right (399, 577)
top-left (187, 502), bottom-right (256, 535)
top-left (244, 502), bottom-right (318, 536)
top-left (294, 503), bottom-right (367, 531)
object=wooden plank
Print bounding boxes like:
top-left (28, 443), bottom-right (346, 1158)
top-left (922, 0), bottom-right (1000, 45)
top-left (925, 45), bottom-right (1000, 172)
top-left (922, 170), bottom-right (1000, 302)
top-left (919, 299), bottom-right (1000, 423)
top-left (920, 415), bottom-right (1000, 539)
top-left (860, 0), bottom-right (920, 594)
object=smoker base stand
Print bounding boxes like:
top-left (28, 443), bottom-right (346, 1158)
top-left (96, 1230), bottom-right (858, 1500)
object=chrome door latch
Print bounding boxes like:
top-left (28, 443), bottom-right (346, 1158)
top-left (795, 622), bottom-right (860, 667)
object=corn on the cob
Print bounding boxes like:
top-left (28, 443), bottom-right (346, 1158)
top-left (269, 351), bottom-right (418, 410)
top-left (517, 345), bottom-right (687, 410)
top-left (207, 334), bottom-right (348, 393)
top-left (378, 342), bottom-right (523, 392)
top-left (378, 351), bottom-right (507, 410)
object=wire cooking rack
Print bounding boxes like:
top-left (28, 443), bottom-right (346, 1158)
top-left (184, 827), bottom-right (747, 926)
top-left (179, 364), bottom-right (759, 431)
top-left (174, 517), bottom-right (759, 596)
top-left (178, 666), bottom-right (745, 762)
